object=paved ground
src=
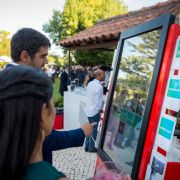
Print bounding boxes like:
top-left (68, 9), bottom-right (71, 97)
top-left (53, 147), bottom-right (97, 180)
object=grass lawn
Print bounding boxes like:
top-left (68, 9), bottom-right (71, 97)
top-left (53, 78), bottom-right (63, 107)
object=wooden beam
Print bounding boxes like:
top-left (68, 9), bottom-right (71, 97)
top-left (61, 40), bottom-right (118, 50)
top-left (93, 48), bottom-right (115, 52)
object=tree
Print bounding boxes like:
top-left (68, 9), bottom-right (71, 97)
top-left (74, 49), bottom-right (114, 66)
top-left (43, 0), bottom-right (128, 65)
top-left (43, 10), bottom-right (64, 44)
top-left (0, 30), bottom-right (10, 57)
top-left (48, 54), bottom-right (66, 66)
top-left (63, 0), bottom-right (127, 36)
top-left (121, 30), bottom-right (161, 77)
top-left (116, 29), bottom-right (162, 98)
top-left (44, 0), bottom-right (127, 43)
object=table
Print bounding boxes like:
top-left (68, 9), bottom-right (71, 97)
top-left (64, 88), bottom-right (87, 130)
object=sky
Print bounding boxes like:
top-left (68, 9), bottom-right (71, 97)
top-left (0, 0), bottom-right (66, 34)
top-left (0, 0), bottom-right (167, 55)
top-left (124, 0), bottom-right (167, 11)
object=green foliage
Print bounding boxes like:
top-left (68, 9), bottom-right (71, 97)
top-left (53, 78), bottom-right (64, 107)
top-left (0, 30), bottom-right (10, 57)
top-left (48, 54), bottom-right (66, 66)
top-left (121, 30), bottom-right (161, 76)
top-left (63, 0), bottom-right (127, 35)
top-left (43, 0), bottom-right (128, 66)
top-left (43, 10), bottom-right (64, 44)
top-left (118, 30), bottom-right (162, 97)
top-left (0, 62), bottom-right (6, 69)
top-left (74, 50), bottom-right (114, 66)
top-left (43, 0), bottom-right (127, 44)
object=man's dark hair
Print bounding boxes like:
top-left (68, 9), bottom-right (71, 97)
top-left (0, 65), bottom-right (53, 179)
top-left (11, 28), bottom-right (51, 62)
top-left (99, 65), bottom-right (107, 71)
top-left (99, 65), bottom-right (112, 72)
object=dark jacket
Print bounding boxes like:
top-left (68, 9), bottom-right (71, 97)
top-left (59, 71), bottom-right (68, 96)
top-left (43, 129), bottom-right (85, 163)
top-left (6, 63), bottom-right (15, 68)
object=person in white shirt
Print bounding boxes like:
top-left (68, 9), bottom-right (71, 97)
top-left (85, 68), bottom-right (105, 152)
top-left (47, 66), bottom-right (55, 83)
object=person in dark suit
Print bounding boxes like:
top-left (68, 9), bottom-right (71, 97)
top-left (59, 66), bottom-right (68, 96)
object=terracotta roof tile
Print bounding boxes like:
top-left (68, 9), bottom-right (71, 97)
top-left (60, 0), bottom-right (180, 49)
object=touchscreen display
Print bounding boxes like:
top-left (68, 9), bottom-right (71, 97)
top-left (103, 29), bottom-right (162, 174)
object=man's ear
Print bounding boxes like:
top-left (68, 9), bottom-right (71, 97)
top-left (41, 103), bottom-right (48, 130)
top-left (20, 51), bottom-right (31, 64)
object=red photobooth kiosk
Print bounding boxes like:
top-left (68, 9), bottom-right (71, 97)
top-left (95, 13), bottom-right (180, 180)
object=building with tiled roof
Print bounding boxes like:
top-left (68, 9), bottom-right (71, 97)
top-left (59, 0), bottom-right (180, 50)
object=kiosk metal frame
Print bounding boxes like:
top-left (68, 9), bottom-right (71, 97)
top-left (97, 13), bottom-right (175, 179)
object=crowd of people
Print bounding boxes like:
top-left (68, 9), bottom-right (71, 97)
top-left (107, 90), bottom-right (145, 151)
top-left (56, 64), bottom-right (111, 152)
top-left (43, 64), bottom-right (112, 97)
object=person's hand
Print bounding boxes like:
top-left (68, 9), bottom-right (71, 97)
top-left (81, 122), bottom-right (97, 137)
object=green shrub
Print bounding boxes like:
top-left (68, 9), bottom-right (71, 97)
top-left (53, 78), bottom-right (63, 107)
